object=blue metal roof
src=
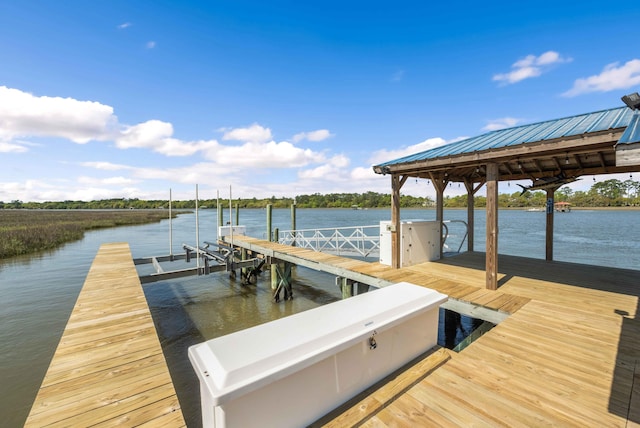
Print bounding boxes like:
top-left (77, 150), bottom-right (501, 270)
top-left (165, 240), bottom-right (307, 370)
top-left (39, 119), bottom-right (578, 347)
top-left (618, 112), bottom-right (640, 145)
top-left (376, 106), bottom-right (635, 168)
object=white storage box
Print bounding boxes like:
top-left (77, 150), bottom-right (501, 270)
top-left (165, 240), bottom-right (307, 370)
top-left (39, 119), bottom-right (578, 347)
top-left (188, 282), bottom-right (447, 428)
top-left (380, 220), bottom-right (441, 266)
top-left (217, 225), bottom-right (246, 238)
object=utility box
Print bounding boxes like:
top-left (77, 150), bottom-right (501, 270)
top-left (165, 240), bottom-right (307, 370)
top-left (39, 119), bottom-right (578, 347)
top-left (188, 282), bottom-right (447, 428)
top-left (217, 225), bottom-right (246, 238)
top-left (379, 220), bottom-right (441, 267)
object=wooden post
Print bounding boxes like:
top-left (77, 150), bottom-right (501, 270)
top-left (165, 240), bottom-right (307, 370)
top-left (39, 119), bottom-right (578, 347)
top-left (235, 202), bottom-right (239, 226)
top-left (545, 188), bottom-right (556, 261)
top-left (429, 173), bottom-right (448, 258)
top-left (390, 175), bottom-right (401, 268)
top-left (463, 178), bottom-right (485, 252)
top-left (485, 163), bottom-right (499, 290)
top-left (217, 197), bottom-right (223, 228)
top-left (271, 260), bottom-right (292, 302)
top-left (339, 277), bottom-right (352, 299)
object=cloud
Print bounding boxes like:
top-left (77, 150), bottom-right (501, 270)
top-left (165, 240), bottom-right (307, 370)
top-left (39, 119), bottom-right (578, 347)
top-left (391, 70), bottom-right (405, 82)
top-left (292, 129), bottom-right (333, 143)
top-left (115, 120), bottom-right (219, 156)
top-left (77, 176), bottom-right (137, 185)
top-left (0, 86), bottom-right (117, 144)
top-left (482, 117), bottom-right (524, 131)
top-left (368, 137), bottom-right (448, 166)
top-left (222, 123), bottom-right (273, 144)
top-left (146, 41), bottom-right (156, 49)
top-left (562, 59), bottom-right (640, 97)
top-left (206, 140), bottom-right (325, 168)
top-left (493, 51), bottom-right (571, 85)
top-left (298, 154), bottom-right (350, 180)
top-left (81, 161), bottom-right (131, 171)
top-left (117, 22), bottom-right (132, 30)
top-left (0, 141), bottom-right (29, 153)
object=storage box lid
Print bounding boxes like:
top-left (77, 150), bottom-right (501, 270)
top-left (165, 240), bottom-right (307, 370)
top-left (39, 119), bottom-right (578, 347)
top-left (188, 282), bottom-right (447, 405)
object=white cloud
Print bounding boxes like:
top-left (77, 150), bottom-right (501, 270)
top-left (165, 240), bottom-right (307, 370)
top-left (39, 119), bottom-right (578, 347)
top-left (77, 176), bottom-right (136, 185)
top-left (0, 86), bottom-right (117, 144)
top-left (0, 141), bottom-right (29, 153)
top-left (298, 154), bottom-right (350, 180)
top-left (482, 117), bottom-right (524, 131)
top-left (207, 140), bottom-right (325, 168)
top-left (81, 161), bottom-right (131, 171)
top-left (562, 59), bottom-right (640, 97)
top-left (391, 69), bottom-right (405, 82)
top-left (146, 41), bottom-right (156, 49)
top-left (493, 51), bottom-right (571, 85)
top-left (222, 123), bottom-right (273, 144)
top-left (115, 120), bottom-right (218, 156)
top-left (292, 129), bottom-right (333, 143)
top-left (118, 22), bottom-right (132, 30)
top-left (368, 137), bottom-right (448, 166)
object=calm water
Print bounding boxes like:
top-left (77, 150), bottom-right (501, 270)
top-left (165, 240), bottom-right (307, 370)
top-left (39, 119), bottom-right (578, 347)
top-left (2, 208), bottom-right (639, 427)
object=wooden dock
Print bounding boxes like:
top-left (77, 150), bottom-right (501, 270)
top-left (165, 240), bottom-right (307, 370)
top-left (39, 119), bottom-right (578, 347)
top-left (26, 236), bottom-right (640, 427)
top-left (227, 235), bottom-right (640, 427)
top-left (24, 243), bottom-right (185, 427)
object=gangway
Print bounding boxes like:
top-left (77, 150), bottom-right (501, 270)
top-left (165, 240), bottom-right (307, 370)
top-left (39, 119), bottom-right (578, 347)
top-left (278, 220), bottom-right (468, 258)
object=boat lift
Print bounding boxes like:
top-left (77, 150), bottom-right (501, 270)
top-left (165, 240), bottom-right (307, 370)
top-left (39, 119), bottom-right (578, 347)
top-left (135, 240), bottom-right (265, 285)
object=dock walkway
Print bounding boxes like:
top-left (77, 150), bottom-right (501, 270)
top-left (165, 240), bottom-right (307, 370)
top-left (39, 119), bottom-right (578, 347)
top-left (228, 235), bottom-right (640, 427)
top-left (24, 243), bottom-right (185, 427)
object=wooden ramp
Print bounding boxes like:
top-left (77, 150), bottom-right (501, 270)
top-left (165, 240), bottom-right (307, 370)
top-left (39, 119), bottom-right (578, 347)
top-left (24, 243), bottom-right (185, 427)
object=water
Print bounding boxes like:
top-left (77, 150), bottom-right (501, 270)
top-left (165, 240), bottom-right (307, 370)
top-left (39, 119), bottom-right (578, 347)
top-left (1, 207), bottom-right (639, 427)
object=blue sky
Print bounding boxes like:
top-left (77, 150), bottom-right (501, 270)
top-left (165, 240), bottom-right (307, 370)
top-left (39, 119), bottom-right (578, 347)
top-left (1, 1), bottom-right (639, 202)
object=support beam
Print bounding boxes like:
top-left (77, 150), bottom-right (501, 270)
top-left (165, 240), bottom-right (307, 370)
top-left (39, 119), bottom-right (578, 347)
top-left (545, 187), bottom-right (558, 261)
top-left (485, 163), bottom-right (499, 290)
top-left (390, 174), bottom-right (407, 269)
top-left (429, 173), bottom-right (448, 257)
top-left (463, 178), bottom-right (484, 252)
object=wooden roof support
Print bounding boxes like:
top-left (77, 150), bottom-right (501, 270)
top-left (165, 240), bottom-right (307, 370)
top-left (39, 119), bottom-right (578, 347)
top-left (429, 173), bottom-right (449, 256)
top-left (390, 174), bottom-right (408, 269)
top-left (485, 163), bottom-right (499, 290)
top-left (464, 178), bottom-right (485, 252)
top-left (545, 186), bottom-right (560, 261)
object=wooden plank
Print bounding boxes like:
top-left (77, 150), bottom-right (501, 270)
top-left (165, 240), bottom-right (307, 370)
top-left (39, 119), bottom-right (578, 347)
top-left (25, 243), bottom-right (185, 427)
top-left (314, 348), bottom-right (451, 427)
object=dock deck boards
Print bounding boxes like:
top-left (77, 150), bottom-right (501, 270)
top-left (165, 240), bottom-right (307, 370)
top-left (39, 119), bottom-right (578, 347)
top-left (228, 235), bottom-right (640, 427)
top-left (28, 236), bottom-right (640, 427)
top-left (24, 243), bottom-right (185, 427)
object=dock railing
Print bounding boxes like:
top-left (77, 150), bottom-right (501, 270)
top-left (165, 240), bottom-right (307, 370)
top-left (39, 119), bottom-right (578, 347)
top-left (279, 220), bottom-right (468, 258)
top-left (279, 225), bottom-right (380, 258)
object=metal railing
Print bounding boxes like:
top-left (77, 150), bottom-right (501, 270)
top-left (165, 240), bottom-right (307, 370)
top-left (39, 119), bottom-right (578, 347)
top-left (279, 220), bottom-right (468, 258)
top-left (279, 225), bottom-right (380, 258)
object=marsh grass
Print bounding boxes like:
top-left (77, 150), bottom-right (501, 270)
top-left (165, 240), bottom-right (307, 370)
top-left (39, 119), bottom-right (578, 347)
top-left (0, 210), bottom-right (174, 259)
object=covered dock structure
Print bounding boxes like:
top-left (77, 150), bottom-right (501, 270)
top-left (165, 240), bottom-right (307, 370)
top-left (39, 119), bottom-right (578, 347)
top-left (373, 97), bottom-right (640, 290)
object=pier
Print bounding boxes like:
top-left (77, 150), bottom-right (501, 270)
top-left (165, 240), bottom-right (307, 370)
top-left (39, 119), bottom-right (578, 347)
top-left (24, 243), bottom-right (185, 427)
top-left (26, 237), bottom-right (640, 426)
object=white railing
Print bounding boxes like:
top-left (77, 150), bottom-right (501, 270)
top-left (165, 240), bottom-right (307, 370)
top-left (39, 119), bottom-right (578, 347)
top-left (278, 220), bottom-right (468, 258)
top-left (442, 220), bottom-right (469, 254)
top-left (279, 225), bottom-right (380, 258)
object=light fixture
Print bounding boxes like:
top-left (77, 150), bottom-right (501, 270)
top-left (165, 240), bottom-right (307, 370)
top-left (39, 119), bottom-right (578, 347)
top-left (622, 92), bottom-right (640, 110)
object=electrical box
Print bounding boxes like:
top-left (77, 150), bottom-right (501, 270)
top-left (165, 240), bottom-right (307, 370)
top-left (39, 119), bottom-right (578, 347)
top-left (379, 220), bottom-right (441, 267)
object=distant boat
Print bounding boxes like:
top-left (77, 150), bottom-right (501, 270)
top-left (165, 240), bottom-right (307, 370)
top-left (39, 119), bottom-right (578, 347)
top-left (555, 202), bottom-right (572, 212)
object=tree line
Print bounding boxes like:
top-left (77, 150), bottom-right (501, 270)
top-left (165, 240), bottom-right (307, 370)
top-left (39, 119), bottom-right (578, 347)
top-left (2, 179), bottom-right (639, 210)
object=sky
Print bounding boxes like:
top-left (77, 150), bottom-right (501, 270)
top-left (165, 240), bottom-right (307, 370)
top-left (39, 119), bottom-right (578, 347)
top-left (1, 0), bottom-right (639, 202)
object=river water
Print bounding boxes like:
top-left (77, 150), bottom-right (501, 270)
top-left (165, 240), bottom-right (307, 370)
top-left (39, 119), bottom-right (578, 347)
top-left (2, 208), bottom-right (639, 427)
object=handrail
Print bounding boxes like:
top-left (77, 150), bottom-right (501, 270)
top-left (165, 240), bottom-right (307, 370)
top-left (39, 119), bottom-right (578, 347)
top-left (279, 225), bottom-right (380, 258)
top-left (279, 220), bottom-right (469, 258)
top-left (442, 220), bottom-right (468, 254)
